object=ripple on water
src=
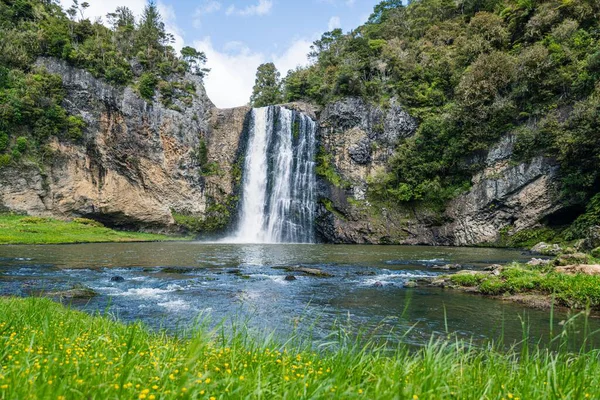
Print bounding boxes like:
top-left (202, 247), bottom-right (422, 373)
top-left (157, 300), bottom-right (192, 312)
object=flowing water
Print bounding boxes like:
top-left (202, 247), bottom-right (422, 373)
top-left (1, 243), bottom-right (598, 348)
top-left (231, 106), bottom-right (316, 244)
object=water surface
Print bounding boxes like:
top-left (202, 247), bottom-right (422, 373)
top-left (1, 243), bottom-right (596, 348)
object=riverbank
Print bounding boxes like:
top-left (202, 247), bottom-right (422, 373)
top-left (0, 214), bottom-right (190, 245)
top-left (425, 260), bottom-right (600, 311)
top-left (1, 297), bottom-right (599, 399)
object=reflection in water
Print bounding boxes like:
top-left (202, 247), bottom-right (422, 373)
top-left (0, 243), bottom-right (596, 349)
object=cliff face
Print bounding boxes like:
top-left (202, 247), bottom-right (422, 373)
top-left (314, 99), bottom-right (564, 246)
top-left (0, 58), bottom-right (246, 230)
top-left (0, 59), bottom-right (566, 245)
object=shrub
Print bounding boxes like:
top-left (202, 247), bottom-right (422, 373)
top-left (138, 73), bottom-right (157, 101)
top-left (0, 131), bottom-right (8, 151)
top-left (21, 216), bottom-right (50, 224)
top-left (15, 136), bottom-right (28, 153)
top-left (66, 116), bottom-right (86, 140)
top-left (0, 154), bottom-right (11, 167)
top-left (73, 218), bottom-right (105, 228)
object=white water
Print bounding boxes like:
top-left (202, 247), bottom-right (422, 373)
top-left (229, 106), bottom-right (317, 243)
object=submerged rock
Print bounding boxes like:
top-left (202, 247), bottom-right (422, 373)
top-left (110, 276), bottom-right (125, 282)
top-left (285, 266), bottom-right (333, 277)
top-left (404, 281), bottom-right (418, 288)
top-left (46, 286), bottom-right (98, 299)
top-left (432, 264), bottom-right (462, 271)
top-left (284, 275), bottom-right (297, 281)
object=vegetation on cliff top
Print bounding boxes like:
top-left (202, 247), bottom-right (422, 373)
top-left (0, 214), bottom-right (187, 244)
top-left (2, 296), bottom-right (600, 399)
top-left (0, 0), bottom-right (208, 168)
top-left (278, 0), bottom-right (599, 236)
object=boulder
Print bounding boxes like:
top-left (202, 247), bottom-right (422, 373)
top-left (531, 242), bottom-right (562, 256)
top-left (47, 286), bottom-right (98, 299)
top-left (110, 276), bottom-right (125, 282)
top-left (554, 253), bottom-right (591, 266)
top-left (527, 258), bottom-right (552, 267)
top-left (404, 281), bottom-right (418, 288)
top-left (556, 265), bottom-right (600, 276)
top-left (284, 275), bottom-right (297, 281)
top-left (285, 266), bottom-right (333, 277)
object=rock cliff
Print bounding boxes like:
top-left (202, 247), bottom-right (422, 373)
top-left (314, 99), bottom-right (564, 246)
top-left (0, 58), bottom-right (246, 231)
top-left (0, 60), bottom-right (567, 245)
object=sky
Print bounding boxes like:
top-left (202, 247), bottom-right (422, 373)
top-left (58, 0), bottom-right (382, 108)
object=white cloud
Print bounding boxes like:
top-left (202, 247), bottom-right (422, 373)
top-left (226, 0), bottom-right (273, 17)
top-left (196, 37), bottom-right (312, 109)
top-left (58, 0), bottom-right (146, 23)
top-left (272, 39), bottom-right (312, 75)
top-left (195, 37), bottom-right (266, 108)
top-left (328, 16), bottom-right (341, 31)
top-left (193, 0), bottom-right (221, 28)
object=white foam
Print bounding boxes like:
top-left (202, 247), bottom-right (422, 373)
top-left (157, 300), bottom-right (191, 312)
top-left (115, 288), bottom-right (175, 299)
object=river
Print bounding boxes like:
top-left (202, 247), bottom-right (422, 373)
top-left (1, 242), bottom-right (597, 348)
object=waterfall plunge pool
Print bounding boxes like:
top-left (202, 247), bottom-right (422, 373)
top-left (1, 242), bottom-right (599, 349)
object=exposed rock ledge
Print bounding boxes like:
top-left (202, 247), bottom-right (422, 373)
top-left (0, 58), bottom-right (248, 230)
top-left (316, 105), bottom-right (564, 246)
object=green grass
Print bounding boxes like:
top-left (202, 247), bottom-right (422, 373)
top-left (0, 214), bottom-right (189, 245)
top-left (449, 264), bottom-right (600, 309)
top-left (1, 297), bottom-right (600, 399)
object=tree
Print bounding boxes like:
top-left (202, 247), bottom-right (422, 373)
top-left (180, 46), bottom-right (210, 78)
top-left (250, 63), bottom-right (283, 107)
top-left (136, 0), bottom-right (166, 67)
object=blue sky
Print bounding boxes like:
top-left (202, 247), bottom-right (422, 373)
top-left (59, 0), bottom-right (382, 108)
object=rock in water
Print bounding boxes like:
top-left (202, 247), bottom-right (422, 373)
top-left (286, 266), bottom-right (333, 277)
top-left (110, 276), bottom-right (125, 282)
top-left (46, 286), bottom-right (98, 299)
top-left (531, 242), bottom-right (562, 256)
top-left (284, 275), bottom-right (297, 281)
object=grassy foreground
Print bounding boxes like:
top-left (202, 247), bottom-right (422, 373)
top-left (1, 298), bottom-right (600, 399)
top-left (0, 214), bottom-right (188, 244)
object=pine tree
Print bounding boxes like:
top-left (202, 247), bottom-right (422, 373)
top-left (250, 63), bottom-right (283, 107)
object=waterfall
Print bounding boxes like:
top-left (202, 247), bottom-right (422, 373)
top-left (231, 106), bottom-right (317, 244)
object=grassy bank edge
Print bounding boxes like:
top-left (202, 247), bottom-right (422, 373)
top-left (424, 261), bottom-right (600, 311)
top-left (0, 214), bottom-right (192, 245)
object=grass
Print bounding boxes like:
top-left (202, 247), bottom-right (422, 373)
top-left (448, 263), bottom-right (600, 309)
top-left (1, 297), bottom-right (600, 399)
top-left (0, 214), bottom-right (189, 245)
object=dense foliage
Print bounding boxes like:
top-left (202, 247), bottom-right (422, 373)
top-left (283, 0), bottom-right (600, 216)
top-left (0, 0), bottom-right (208, 166)
top-left (250, 62), bottom-right (283, 107)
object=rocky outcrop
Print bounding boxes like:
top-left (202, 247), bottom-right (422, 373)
top-left (0, 58), bottom-right (568, 245)
top-left (315, 100), bottom-right (565, 246)
top-left (0, 58), bottom-right (247, 230)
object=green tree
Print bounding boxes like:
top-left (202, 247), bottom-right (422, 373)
top-left (180, 46), bottom-right (209, 78)
top-left (250, 63), bottom-right (283, 107)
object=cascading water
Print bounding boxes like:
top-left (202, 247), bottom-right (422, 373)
top-left (231, 106), bottom-right (317, 244)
